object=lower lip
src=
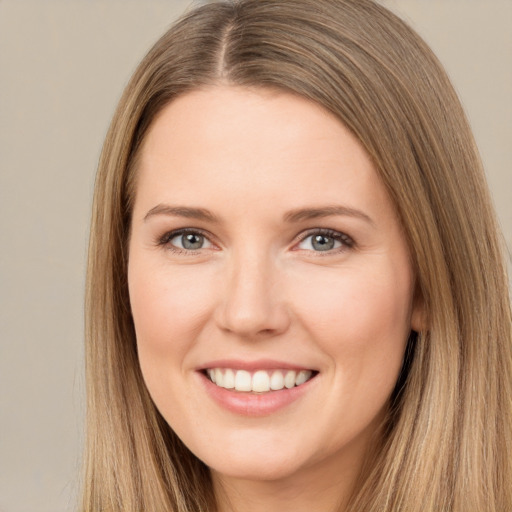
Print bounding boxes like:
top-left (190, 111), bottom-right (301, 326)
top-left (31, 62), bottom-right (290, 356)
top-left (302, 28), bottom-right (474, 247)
top-left (198, 372), bottom-right (316, 417)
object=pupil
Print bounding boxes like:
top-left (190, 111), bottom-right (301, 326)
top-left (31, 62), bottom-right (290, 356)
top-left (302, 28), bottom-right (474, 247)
top-left (312, 234), bottom-right (334, 251)
top-left (182, 233), bottom-right (203, 250)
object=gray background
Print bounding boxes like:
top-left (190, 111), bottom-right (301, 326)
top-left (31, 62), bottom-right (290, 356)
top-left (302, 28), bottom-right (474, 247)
top-left (0, 1), bottom-right (510, 511)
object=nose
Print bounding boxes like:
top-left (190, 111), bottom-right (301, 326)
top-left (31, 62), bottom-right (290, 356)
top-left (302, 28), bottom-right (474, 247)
top-left (214, 249), bottom-right (291, 340)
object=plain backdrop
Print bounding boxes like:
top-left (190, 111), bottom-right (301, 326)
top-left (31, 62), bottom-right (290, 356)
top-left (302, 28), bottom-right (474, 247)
top-left (0, 1), bottom-right (510, 511)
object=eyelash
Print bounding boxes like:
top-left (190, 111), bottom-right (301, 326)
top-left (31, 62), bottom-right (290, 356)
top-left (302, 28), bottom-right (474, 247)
top-left (295, 228), bottom-right (355, 254)
top-left (157, 227), bottom-right (355, 255)
top-left (157, 228), bottom-right (213, 255)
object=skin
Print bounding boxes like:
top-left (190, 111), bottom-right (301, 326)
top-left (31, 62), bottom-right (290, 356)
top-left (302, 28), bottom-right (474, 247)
top-left (128, 85), bottom-right (424, 512)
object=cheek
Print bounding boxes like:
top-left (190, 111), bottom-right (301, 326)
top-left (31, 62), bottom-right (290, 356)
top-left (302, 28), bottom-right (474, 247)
top-left (290, 262), bottom-right (413, 383)
top-left (127, 257), bottom-right (221, 425)
top-left (127, 258), bottom-right (215, 373)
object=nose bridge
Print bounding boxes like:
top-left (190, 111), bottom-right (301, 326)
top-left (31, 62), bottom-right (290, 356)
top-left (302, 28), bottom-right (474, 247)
top-left (216, 244), bottom-right (289, 338)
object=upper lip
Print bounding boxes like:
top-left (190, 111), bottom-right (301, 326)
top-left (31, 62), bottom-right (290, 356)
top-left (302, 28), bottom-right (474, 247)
top-left (197, 359), bottom-right (317, 372)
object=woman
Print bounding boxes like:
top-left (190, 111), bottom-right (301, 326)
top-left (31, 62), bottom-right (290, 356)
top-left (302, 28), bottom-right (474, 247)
top-left (82, 0), bottom-right (512, 510)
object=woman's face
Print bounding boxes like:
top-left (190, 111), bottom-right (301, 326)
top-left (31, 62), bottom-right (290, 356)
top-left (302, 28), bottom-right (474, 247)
top-left (128, 86), bottom-right (423, 485)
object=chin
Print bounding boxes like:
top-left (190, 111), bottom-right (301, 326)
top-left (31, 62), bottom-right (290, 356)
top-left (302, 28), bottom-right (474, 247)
top-left (200, 442), bottom-right (310, 482)
top-left (210, 458), bottom-right (303, 482)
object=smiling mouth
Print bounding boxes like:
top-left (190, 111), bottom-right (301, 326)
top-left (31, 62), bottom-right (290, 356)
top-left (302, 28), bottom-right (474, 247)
top-left (204, 368), bottom-right (317, 393)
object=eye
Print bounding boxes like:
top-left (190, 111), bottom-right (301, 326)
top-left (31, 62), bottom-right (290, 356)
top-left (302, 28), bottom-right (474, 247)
top-left (161, 229), bottom-right (213, 252)
top-left (296, 229), bottom-right (353, 252)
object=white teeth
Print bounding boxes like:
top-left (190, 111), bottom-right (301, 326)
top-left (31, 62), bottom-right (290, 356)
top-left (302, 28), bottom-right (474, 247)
top-left (252, 370), bottom-right (270, 392)
top-left (270, 371), bottom-right (284, 390)
top-left (235, 370), bottom-right (252, 391)
top-left (295, 370), bottom-right (312, 386)
top-left (284, 370), bottom-right (296, 389)
top-left (214, 368), bottom-right (223, 387)
top-left (223, 368), bottom-right (235, 389)
top-left (206, 368), bottom-right (314, 392)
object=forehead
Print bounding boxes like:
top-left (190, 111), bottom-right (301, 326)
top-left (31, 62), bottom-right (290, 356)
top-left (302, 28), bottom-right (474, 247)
top-left (134, 85), bottom-right (392, 223)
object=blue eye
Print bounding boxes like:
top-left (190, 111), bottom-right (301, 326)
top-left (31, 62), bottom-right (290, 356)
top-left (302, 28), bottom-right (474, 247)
top-left (297, 230), bottom-right (353, 252)
top-left (163, 230), bottom-right (213, 251)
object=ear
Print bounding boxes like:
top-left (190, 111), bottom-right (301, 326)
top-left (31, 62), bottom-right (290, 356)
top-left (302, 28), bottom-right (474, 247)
top-left (411, 285), bottom-right (428, 332)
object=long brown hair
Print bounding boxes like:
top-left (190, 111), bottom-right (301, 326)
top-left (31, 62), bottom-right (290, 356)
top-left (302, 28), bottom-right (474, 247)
top-left (82, 1), bottom-right (512, 510)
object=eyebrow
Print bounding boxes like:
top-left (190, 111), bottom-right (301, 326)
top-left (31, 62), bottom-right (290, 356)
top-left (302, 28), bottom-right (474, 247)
top-left (143, 204), bottom-right (219, 223)
top-left (143, 203), bottom-right (374, 226)
top-left (283, 205), bottom-right (374, 225)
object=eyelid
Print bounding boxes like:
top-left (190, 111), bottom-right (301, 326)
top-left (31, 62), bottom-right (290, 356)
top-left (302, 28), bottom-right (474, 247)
top-left (156, 226), bottom-right (355, 255)
top-left (292, 228), bottom-right (355, 253)
top-left (158, 227), bottom-right (218, 253)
